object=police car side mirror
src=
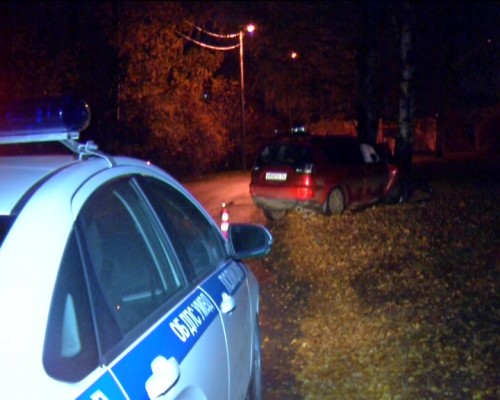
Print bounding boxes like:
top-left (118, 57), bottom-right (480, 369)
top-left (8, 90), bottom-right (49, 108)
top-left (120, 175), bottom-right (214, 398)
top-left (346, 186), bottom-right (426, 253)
top-left (227, 224), bottom-right (273, 260)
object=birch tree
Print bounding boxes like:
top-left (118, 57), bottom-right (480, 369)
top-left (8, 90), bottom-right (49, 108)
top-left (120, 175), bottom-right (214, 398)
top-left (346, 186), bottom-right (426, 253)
top-left (396, 0), bottom-right (416, 183)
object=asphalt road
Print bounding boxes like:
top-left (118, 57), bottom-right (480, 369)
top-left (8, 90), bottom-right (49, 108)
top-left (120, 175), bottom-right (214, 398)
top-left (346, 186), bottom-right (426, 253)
top-left (183, 171), bottom-right (267, 226)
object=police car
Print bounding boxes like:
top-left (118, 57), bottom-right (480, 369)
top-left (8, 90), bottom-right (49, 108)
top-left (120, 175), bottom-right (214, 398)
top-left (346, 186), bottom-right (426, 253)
top-left (0, 96), bottom-right (272, 399)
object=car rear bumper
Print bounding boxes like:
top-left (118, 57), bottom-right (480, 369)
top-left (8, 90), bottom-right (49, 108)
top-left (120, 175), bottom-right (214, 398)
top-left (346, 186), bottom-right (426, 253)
top-left (249, 183), bottom-right (324, 210)
top-left (250, 195), bottom-right (321, 211)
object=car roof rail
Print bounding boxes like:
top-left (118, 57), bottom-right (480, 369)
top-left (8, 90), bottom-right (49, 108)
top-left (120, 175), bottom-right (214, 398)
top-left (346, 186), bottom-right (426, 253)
top-left (0, 95), bottom-right (115, 166)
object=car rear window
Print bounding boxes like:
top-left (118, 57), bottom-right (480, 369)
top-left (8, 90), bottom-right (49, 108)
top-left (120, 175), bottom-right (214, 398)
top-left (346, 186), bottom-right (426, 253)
top-left (257, 143), bottom-right (312, 167)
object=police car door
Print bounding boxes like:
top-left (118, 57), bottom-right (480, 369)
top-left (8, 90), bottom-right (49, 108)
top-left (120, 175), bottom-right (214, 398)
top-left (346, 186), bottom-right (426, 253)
top-left (204, 260), bottom-right (253, 400)
top-left (137, 176), bottom-right (253, 400)
top-left (72, 173), bottom-right (230, 400)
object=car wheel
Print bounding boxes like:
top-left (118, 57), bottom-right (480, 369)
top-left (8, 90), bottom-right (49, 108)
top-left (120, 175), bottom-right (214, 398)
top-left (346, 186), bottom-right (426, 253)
top-left (246, 323), bottom-right (262, 400)
top-left (325, 188), bottom-right (345, 215)
top-left (263, 208), bottom-right (287, 220)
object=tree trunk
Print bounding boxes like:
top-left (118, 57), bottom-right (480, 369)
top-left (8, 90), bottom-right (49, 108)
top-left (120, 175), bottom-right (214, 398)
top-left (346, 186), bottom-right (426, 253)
top-left (356, 2), bottom-right (380, 144)
top-left (396, 1), bottom-right (416, 182)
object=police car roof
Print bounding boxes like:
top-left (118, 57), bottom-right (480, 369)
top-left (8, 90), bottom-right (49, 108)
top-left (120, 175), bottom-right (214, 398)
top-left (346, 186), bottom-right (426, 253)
top-left (0, 96), bottom-right (97, 215)
top-left (0, 155), bottom-right (78, 215)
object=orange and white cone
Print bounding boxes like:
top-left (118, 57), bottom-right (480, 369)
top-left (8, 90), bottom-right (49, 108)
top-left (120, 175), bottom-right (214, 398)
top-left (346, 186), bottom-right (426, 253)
top-left (220, 202), bottom-right (229, 237)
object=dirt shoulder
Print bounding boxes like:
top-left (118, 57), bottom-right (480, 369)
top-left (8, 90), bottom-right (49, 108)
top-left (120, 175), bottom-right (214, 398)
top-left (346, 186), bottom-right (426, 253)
top-left (253, 160), bottom-right (499, 399)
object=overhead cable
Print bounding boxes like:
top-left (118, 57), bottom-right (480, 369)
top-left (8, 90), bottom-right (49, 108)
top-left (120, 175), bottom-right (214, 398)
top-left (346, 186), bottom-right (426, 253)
top-left (176, 31), bottom-right (240, 51)
top-left (183, 20), bottom-right (240, 39)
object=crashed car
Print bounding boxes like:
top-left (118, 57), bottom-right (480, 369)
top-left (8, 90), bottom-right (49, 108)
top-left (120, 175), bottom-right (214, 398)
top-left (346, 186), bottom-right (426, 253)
top-left (249, 135), bottom-right (405, 220)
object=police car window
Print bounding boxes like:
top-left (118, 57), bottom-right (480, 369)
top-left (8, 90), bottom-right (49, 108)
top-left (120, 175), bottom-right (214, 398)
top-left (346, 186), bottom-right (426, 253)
top-left (0, 216), bottom-right (15, 247)
top-left (78, 178), bottom-right (185, 353)
top-left (43, 231), bottom-right (99, 382)
top-left (138, 177), bottom-right (226, 283)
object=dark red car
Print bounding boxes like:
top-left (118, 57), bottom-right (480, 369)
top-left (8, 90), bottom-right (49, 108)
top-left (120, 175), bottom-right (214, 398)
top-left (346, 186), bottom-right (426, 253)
top-left (249, 135), bottom-right (405, 220)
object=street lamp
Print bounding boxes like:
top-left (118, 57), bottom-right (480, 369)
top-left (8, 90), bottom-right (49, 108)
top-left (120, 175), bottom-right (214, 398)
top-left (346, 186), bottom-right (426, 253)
top-left (238, 24), bottom-right (255, 170)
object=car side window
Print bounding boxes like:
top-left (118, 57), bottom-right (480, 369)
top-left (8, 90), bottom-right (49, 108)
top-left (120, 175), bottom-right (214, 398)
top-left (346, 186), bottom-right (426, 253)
top-left (322, 143), bottom-right (341, 164)
top-left (360, 143), bottom-right (381, 163)
top-left (338, 142), bottom-right (365, 165)
top-left (138, 176), bottom-right (227, 284)
top-left (78, 178), bottom-right (186, 355)
top-left (43, 231), bottom-right (99, 382)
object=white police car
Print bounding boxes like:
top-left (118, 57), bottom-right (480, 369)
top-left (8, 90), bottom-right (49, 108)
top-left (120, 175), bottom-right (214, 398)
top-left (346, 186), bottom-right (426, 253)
top-left (0, 96), bottom-right (271, 399)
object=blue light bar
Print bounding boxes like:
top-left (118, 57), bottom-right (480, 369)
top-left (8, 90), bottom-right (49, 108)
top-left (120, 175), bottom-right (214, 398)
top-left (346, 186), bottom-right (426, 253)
top-left (0, 96), bottom-right (91, 144)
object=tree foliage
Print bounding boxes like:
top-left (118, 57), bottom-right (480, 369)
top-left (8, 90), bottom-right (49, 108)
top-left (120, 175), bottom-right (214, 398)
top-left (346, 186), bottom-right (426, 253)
top-left (0, 2), bottom-right (122, 147)
top-left (0, 2), bottom-right (87, 99)
top-left (243, 1), bottom-right (359, 130)
top-left (0, 1), bottom-right (243, 176)
top-left (97, 2), bottom-right (240, 176)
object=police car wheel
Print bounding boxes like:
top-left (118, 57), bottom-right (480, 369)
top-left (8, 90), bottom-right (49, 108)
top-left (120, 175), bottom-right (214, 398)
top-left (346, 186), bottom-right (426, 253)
top-left (246, 323), bottom-right (262, 400)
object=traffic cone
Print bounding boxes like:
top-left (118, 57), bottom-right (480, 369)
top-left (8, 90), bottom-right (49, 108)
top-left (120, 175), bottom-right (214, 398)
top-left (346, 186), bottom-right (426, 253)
top-left (220, 202), bottom-right (229, 237)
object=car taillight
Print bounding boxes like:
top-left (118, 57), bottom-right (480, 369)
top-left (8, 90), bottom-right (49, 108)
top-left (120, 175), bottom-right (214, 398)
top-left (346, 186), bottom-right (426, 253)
top-left (296, 174), bottom-right (314, 199)
top-left (297, 187), bottom-right (314, 199)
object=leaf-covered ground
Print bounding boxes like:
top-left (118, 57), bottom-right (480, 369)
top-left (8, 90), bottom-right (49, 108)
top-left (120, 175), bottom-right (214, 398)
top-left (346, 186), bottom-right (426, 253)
top-left (254, 163), bottom-right (499, 399)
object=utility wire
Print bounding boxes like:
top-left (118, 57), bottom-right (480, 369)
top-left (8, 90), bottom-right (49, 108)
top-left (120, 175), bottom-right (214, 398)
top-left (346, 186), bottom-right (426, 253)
top-left (176, 30), bottom-right (240, 51)
top-left (192, 25), bottom-right (239, 39)
top-left (184, 20), bottom-right (240, 39)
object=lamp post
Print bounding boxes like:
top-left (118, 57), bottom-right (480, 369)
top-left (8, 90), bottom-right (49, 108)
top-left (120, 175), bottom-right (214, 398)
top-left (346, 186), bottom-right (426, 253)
top-left (239, 24), bottom-right (254, 170)
top-left (239, 30), bottom-right (246, 170)
top-left (288, 51), bottom-right (299, 131)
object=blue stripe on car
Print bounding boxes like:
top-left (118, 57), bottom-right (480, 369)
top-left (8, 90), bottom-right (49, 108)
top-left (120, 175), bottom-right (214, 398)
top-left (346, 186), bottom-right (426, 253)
top-left (76, 263), bottom-right (247, 400)
top-left (76, 371), bottom-right (127, 399)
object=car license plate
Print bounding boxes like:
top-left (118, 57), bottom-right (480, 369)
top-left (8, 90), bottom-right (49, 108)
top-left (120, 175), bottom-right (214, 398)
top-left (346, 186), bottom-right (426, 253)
top-left (265, 172), bottom-right (287, 181)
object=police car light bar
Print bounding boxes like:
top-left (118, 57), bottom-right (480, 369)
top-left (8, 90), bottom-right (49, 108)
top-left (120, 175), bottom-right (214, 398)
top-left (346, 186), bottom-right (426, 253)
top-left (0, 96), bottom-right (91, 144)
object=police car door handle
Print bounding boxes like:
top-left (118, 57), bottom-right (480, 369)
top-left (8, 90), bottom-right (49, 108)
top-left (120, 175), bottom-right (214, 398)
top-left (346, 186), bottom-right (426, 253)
top-left (145, 356), bottom-right (180, 399)
top-left (220, 292), bottom-right (236, 314)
